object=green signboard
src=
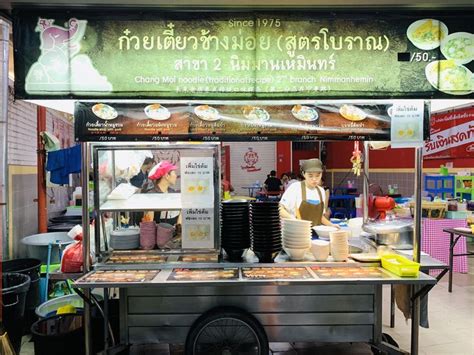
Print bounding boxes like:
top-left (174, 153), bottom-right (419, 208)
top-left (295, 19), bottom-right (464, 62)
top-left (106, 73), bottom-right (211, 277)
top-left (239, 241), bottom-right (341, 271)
top-left (13, 11), bottom-right (474, 99)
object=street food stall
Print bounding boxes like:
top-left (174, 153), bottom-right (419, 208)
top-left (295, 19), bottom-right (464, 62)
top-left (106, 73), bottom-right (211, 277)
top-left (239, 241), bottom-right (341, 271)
top-left (12, 9), bottom-right (473, 355)
top-left (70, 100), bottom-right (437, 355)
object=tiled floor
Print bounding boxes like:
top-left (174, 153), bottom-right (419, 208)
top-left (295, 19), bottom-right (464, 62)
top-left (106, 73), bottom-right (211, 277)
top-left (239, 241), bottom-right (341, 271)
top-left (20, 257), bottom-right (473, 355)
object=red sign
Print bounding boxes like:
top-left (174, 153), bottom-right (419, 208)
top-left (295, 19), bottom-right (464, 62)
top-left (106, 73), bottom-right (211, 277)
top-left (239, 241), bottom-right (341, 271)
top-left (241, 148), bottom-right (262, 172)
top-left (424, 106), bottom-right (474, 159)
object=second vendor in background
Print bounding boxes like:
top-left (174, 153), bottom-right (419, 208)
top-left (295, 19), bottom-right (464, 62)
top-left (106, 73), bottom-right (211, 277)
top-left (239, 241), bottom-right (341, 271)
top-left (280, 158), bottom-right (338, 228)
top-left (147, 160), bottom-right (181, 225)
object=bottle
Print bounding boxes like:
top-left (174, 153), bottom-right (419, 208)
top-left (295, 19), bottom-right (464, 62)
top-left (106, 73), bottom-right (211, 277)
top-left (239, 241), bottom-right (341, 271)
top-left (73, 187), bottom-right (83, 206)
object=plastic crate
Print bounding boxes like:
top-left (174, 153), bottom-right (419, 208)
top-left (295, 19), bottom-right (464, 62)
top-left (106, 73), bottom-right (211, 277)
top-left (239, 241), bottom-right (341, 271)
top-left (381, 254), bottom-right (420, 277)
top-left (424, 175), bottom-right (455, 199)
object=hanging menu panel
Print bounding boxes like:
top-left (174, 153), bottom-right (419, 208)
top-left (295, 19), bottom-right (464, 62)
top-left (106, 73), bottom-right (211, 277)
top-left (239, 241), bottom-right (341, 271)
top-left (75, 100), bottom-right (428, 142)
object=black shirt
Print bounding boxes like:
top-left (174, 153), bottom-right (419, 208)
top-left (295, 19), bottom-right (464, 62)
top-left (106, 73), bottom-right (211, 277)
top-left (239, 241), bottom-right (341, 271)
top-left (130, 171), bottom-right (147, 189)
top-left (264, 176), bottom-right (282, 192)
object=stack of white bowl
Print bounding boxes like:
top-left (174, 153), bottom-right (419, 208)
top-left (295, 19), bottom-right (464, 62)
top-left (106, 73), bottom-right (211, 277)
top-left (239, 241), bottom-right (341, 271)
top-left (281, 218), bottom-right (312, 260)
top-left (329, 230), bottom-right (349, 261)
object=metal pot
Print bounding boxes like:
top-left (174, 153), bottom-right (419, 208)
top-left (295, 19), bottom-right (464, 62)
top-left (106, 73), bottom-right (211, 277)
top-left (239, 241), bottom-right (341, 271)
top-left (362, 219), bottom-right (413, 250)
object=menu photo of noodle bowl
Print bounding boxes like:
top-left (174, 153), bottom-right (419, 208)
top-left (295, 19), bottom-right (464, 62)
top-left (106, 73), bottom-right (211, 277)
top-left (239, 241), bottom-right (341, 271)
top-left (144, 104), bottom-right (171, 120)
top-left (291, 105), bottom-right (319, 122)
top-left (440, 32), bottom-right (474, 65)
top-left (339, 104), bottom-right (367, 121)
top-left (406, 19), bottom-right (448, 50)
top-left (242, 106), bottom-right (270, 122)
top-left (194, 105), bottom-right (220, 121)
top-left (425, 60), bottom-right (473, 95)
top-left (92, 103), bottom-right (118, 120)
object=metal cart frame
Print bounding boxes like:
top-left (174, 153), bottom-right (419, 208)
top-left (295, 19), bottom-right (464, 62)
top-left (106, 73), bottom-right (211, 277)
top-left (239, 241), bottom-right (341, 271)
top-left (78, 114), bottom-right (431, 355)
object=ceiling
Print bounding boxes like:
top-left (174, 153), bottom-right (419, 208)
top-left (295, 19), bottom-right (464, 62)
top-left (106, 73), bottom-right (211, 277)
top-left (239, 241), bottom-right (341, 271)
top-left (1, 0), bottom-right (474, 16)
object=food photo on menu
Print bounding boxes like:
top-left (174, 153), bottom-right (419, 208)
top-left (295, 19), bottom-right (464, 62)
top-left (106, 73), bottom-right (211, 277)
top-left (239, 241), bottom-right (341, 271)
top-left (315, 102), bottom-right (391, 135)
top-left (167, 268), bottom-right (239, 281)
top-left (406, 18), bottom-right (473, 95)
top-left (242, 267), bottom-right (313, 280)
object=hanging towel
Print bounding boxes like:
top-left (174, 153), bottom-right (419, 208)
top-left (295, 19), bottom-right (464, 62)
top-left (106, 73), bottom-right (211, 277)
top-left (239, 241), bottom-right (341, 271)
top-left (46, 145), bottom-right (82, 184)
top-left (394, 284), bottom-right (429, 328)
top-left (66, 145), bottom-right (82, 174)
top-left (46, 149), bottom-right (68, 184)
top-left (40, 131), bottom-right (61, 152)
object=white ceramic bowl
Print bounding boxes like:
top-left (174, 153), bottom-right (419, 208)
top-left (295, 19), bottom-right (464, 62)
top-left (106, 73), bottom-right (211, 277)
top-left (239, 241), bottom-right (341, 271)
top-left (283, 235), bottom-right (310, 242)
top-left (313, 225), bottom-right (338, 239)
top-left (282, 226), bottom-right (311, 233)
top-left (283, 236), bottom-right (310, 243)
top-left (281, 218), bottom-right (312, 226)
top-left (283, 240), bottom-right (311, 248)
top-left (282, 238), bottom-right (311, 244)
top-left (282, 231), bottom-right (312, 238)
top-left (283, 247), bottom-right (308, 261)
top-left (310, 240), bottom-right (330, 261)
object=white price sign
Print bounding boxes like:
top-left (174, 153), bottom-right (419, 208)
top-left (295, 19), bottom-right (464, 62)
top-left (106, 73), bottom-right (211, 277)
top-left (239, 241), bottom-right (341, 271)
top-left (182, 208), bottom-right (214, 249)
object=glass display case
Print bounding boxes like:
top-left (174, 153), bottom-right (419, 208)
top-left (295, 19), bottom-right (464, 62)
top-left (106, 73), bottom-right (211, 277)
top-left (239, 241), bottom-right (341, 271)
top-left (90, 143), bottom-right (220, 263)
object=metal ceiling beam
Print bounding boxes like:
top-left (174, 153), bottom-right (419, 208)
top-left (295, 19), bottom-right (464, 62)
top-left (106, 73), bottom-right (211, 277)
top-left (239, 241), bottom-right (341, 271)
top-left (2, 0), bottom-right (474, 12)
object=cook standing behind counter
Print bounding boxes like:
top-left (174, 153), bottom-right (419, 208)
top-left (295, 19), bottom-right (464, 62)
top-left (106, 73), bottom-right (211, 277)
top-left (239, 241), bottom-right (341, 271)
top-left (280, 158), bottom-right (338, 228)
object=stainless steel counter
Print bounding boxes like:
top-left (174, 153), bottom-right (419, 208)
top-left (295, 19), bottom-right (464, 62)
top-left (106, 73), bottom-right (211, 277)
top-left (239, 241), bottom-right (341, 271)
top-left (74, 252), bottom-right (437, 355)
top-left (75, 262), bottom-right (435, 289)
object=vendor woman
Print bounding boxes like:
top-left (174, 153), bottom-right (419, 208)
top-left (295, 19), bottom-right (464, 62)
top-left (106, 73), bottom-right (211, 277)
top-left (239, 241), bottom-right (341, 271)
top-left (147, 160), bottom-right (181, 226)
top-left (280, 158), bottom-right (338, 228)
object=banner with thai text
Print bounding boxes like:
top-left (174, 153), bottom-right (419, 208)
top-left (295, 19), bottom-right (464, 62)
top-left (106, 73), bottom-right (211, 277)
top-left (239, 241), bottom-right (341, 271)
top-left (424, 105), bottom-right (474, 159)
top-left (13, 10), bottom-right (474, 99)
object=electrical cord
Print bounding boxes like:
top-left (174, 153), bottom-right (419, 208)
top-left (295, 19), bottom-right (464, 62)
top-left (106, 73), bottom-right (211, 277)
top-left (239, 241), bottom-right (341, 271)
top-left (75, 288), bottom-right (116, 347)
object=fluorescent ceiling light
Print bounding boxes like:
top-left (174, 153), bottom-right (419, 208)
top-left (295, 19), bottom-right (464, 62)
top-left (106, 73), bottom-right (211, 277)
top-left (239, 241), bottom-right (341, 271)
top-left (25, 100), bottom-right (75, 114)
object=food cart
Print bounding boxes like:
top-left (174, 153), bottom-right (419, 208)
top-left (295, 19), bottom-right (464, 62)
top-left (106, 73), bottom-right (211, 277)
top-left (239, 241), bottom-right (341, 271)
top-left (72, 100), bottom-right (436, 355)
top-left (14, 9), bottom-right (469, 355)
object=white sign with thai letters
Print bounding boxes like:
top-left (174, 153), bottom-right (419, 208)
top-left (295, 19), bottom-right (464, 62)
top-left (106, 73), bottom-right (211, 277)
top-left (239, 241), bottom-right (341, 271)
top-left (180, 157), bottom-right (214, 208)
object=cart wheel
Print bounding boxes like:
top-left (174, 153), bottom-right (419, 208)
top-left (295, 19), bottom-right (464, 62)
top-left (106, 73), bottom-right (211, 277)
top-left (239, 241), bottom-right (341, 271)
top-left (185, 307), bottom-right (269, 355)
top-left (370, 346), bottom-right (384, 355)
top-left (382, 333), bottom-right (399, 347)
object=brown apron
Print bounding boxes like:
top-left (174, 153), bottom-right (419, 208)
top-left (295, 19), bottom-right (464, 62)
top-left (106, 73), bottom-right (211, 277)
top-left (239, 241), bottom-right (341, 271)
top-left (297, 182), bottom-right (324, 226)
